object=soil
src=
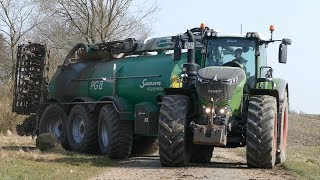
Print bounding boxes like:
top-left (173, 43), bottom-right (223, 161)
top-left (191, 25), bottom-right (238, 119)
top-left (91, 114), bottom-right (320, 180)
top-left (91, 148), bottom-right (294, 180)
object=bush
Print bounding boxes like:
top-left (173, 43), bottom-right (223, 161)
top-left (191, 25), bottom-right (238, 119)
top-left (0, 80), bottom-right (25, 133)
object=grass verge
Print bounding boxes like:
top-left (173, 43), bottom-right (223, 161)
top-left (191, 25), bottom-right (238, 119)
top-left (282, 146), bottom-right (320, 180)
top-left (0, 135), bottom-right (111, 180)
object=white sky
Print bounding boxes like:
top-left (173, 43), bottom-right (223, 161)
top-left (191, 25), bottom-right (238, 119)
top-left (150, 0), bottom-right (320, 114)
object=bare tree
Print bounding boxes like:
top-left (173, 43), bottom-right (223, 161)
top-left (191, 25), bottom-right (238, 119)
top-left (29, 0), bottom-right (158, 78)
top-left (34, 0), bottom-right (157, 45)
top-left (0, 0), bottom-right (41, 79)
top-left (0, 33), bottom-right (10, 81)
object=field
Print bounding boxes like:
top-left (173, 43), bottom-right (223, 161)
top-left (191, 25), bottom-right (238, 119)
top-left (283, 114), bottom-right (320, 179)
top-left (0, 114), bottom-right (319, 179)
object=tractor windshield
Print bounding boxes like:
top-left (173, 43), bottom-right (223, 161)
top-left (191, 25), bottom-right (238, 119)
top-left (206, 38), bottom-right (256, 76)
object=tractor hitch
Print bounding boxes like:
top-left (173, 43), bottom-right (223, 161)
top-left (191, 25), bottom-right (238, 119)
top-left (191, 122), bottom-right (227, 146)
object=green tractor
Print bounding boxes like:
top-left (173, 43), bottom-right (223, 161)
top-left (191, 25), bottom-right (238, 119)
top-left (158, 25), bottom-right (291, 168)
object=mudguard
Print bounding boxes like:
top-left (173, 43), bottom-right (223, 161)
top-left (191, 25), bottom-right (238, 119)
top-left (274, 78), bottom-right (289, 103)
top-left (98, 96), bottom-right (133, 120)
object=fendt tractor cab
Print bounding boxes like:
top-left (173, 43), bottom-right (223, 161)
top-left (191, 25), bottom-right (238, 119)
top-left (159, 24), bottom-right (291, 168)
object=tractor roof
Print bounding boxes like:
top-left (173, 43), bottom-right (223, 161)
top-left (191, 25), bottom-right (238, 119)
top-left (215, 32), bottom-right (269, 41)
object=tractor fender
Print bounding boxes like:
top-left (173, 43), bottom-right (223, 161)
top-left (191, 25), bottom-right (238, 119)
top-left (274, 78), bottom-right (289, 103)
top-left (250, 89), bottom-right (280, 109)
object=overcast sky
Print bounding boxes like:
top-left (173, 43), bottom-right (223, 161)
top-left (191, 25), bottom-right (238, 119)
top-left (150, 0), bottom-right (320, 114)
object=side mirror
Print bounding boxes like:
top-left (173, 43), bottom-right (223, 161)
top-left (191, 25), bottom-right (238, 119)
top-left (282, 38), bottom-right (292, 45)
top-left (172, 36), bottom-right (181, 60)
top-left (279, 43), bottom-right (288, 64)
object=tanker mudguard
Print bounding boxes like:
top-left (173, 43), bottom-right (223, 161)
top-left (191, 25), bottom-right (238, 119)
top-left (98, 96), bottom-right (133, 120)
top-left (71, 96), bottom-right (95, 112)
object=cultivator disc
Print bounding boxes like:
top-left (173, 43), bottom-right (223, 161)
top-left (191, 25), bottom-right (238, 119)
top-left (12, 43), bottom-right (49, 115)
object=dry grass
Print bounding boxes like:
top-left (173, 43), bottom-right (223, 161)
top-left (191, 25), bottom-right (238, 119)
top-left (0, 81), bottom-right (25, 133)
top-left (0, 135), bottom-right (112, 180)
top-left (281, 114), bottom-right (320, 180)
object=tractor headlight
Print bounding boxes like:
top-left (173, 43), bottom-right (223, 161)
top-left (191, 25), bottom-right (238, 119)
top-left (219, 108), bottom-right (225, 114)
top-left (205, 108), bottom-right (211, 113)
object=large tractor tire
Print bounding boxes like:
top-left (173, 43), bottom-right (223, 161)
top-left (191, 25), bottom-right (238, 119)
top-left (39, 105), bottom-right (69, 150)
top-left (190, 145), bottom-right (214, 163)
top-left (158, 95), bottom-right (191, 167)
top-left (131, 136), bottom-right (158, 155)
top-left (98, 104), bottom-right (133, 159)
top-left (67, 105), bottom-right (98, 153)
top-left (246, 95), bottom-right (278, 168)
top-left (276, 91), bottom-right (289, 164)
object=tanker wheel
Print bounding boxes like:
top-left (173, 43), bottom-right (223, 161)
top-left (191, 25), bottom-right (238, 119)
top-left (39, 105), bottom-right (69, 150)
top-left (276, 91), bottom-right (289, 164)
top-left (246, 95), bottom-right (278, 168)
top-left (131, 136), bottom-right (158, 155)
top-left (159, 95), bottom-right (191, 167)
top-left (67, 104), bottom-right (98, 153)
top-left (190, 145), bottom-right (214, 163)
top-left (98, 104), bottom-right (133, 159)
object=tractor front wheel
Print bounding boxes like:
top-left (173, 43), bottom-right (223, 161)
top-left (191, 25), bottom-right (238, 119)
top-left (246, 95), bottom-right (278, 168)
top-left (158, 95), bottom-right (191, 167)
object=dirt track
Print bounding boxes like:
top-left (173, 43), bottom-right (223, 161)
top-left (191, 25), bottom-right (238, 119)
top-left (91, 148), bottom-right (294, 180)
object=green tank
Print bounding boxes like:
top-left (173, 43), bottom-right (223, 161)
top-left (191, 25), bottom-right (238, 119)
top-left (41, 37), bottom-right (190, 157)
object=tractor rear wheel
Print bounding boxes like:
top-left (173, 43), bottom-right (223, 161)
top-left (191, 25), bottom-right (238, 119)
top-left (246, 95), bottom-right (278, 168)
top-left (39, 105), bottom-right (69, 150)
top-left (276, 91), bottom-right (289, 164)
top-left (131, 136), bottom-right (158, 155)
top-left (67, 105), bottom-right (98, 153)
top-left (98, 104), bottom-right (133, 159)
top-left (190, 145), bottom-right (214, 163)
top-left (159, 95), bottom-right (191, 167)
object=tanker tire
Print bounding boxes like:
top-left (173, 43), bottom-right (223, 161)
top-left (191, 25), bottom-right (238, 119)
top-left (131, 136), bottom-right (158, 155)
top-left (246, 95), bottom-right (278, 168)
top-left (67, 105), bottom-right (98, 153)
top-left (190, 145), bottom-right (214, 163)
top-left (159, 95), bottom-right (190, 167)
top-left (98, 104), bottom-right (133, 159)
top-left (39, 105), bottom-right (69, 150)
top-left (276, 91), bottom-right (288, 164)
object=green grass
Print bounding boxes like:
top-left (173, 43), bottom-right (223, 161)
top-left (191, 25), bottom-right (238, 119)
top-left (282, 146), bottom-right (320, 180)
top-left (0, 135), bottom-right (112, 180)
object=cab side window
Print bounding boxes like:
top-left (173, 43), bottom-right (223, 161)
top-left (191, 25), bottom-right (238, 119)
top-left (259, 45), bottom-right (267, 67)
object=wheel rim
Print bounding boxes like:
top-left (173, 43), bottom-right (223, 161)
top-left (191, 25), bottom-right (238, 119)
top-left (47, 113), bottom-right (63, 140)
top-left (101, 119), bottom-right (109, 147)
top-left (273, 113), bottom-right (277, 161)
top-left (282, 107), bottom-right (288, 151)
top-left (72, 115), bottom-right (85, 144)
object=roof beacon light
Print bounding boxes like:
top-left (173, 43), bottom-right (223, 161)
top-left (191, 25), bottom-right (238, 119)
top-left (269, 25), bottom-right (275, 40)
top-left (269, 25), bottom-right (275, 32)
top-left (200, 23), bottom-right (205, 30)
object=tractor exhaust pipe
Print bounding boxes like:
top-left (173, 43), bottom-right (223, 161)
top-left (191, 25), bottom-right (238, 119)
top-left (182, 30), bottom-right (199, 88)
top-left (187, 30), bottom-right (195, 64)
